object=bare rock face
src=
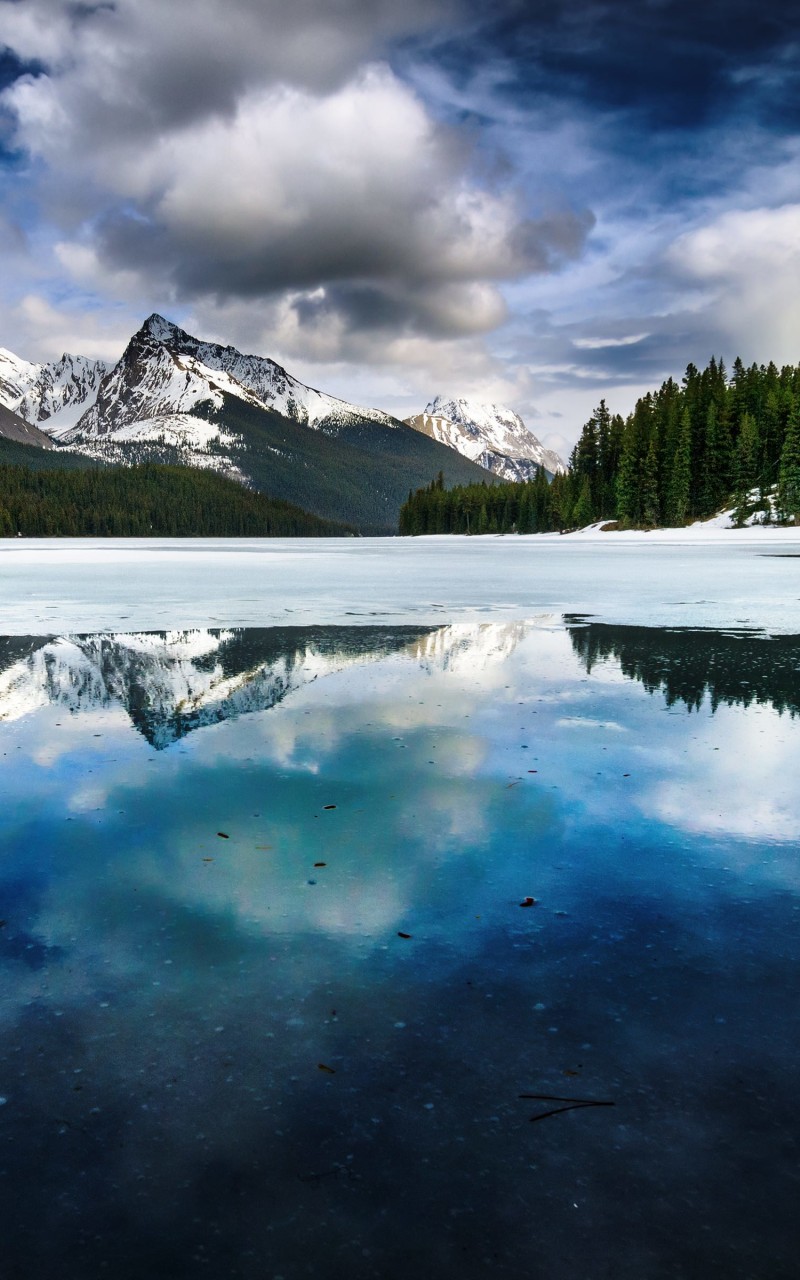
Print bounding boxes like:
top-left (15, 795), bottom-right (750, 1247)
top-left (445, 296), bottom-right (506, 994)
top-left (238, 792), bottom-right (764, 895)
top-left (0, 402), bottom-right (56, 449)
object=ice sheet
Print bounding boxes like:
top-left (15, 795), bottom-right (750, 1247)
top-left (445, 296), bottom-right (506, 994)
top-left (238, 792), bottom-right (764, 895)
top-left (1, 528), bottom-right (799, 635)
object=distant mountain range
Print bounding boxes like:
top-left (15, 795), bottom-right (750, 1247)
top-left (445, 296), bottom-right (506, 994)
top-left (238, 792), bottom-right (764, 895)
top-left (0, 315), bottom-right (563, 531)
top-left (405, 396), bottom-right (565, 481)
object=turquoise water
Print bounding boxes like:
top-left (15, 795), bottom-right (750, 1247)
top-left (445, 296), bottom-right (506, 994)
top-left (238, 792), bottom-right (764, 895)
top-left (1, 621), bottom-right (798, 1278)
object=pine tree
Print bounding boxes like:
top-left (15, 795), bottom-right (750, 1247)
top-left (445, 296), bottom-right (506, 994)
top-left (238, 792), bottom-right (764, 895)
top-left (615, 410), bottom-right (646, 526)
top-left (732, 412), bottom-right (760, 524)
top-left (666, 408), bottom-right (692, 525)
top-left (572, 476), bottom-right (593, 528)
top-left (777, 399), bottom-right (800, 523)
top-left (700, 402), bottom-right (730, 517)
top-left (642, 437), bottom-right (660, 528)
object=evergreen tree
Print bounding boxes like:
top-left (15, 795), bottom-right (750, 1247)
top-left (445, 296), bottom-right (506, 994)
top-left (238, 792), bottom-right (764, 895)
top-left (732, 412), bottom-right (760, 524)
top-left (572, 476), bottom-right (593, 528)
top-left (778, 399), bottom-right (800, 523)
top-left (642, 437), bottom-right (660, 528)
top-left (667, 408), bottom-right (692, 525)
top-left (700, 401), bottom-right (730, 517)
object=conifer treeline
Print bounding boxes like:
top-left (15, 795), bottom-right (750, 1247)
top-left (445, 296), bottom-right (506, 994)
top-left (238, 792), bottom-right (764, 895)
top-left (401, 357), bottom-right (800, 534)
top-left (398, 468), bottom-right (556, 535)
top-left (0, 462), bottom-right (354, 537)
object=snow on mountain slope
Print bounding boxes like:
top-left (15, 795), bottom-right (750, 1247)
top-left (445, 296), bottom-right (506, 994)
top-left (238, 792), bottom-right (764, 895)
top-left (0, 347), bottom-right (108, 433)
top-left (0, 347), bottom-right (39, 411)
top-left (405, 396), bottom-right (565, 481)
top-left (0, 319), bottom-right (504, 528)
top-left (66, 314), bottom-right (398, 447)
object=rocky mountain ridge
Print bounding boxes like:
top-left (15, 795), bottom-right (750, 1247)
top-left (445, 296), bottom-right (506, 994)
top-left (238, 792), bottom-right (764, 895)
top-left (405, 395), bottom-right (565, 480)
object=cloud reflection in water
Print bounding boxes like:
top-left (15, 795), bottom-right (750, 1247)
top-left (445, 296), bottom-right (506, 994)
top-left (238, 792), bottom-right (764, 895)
top-left (0, 620), bottom-right (798, 1279)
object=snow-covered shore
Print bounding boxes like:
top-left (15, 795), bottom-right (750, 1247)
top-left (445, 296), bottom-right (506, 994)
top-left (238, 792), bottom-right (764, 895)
top-left (557, 520), bottom-right (800, 543)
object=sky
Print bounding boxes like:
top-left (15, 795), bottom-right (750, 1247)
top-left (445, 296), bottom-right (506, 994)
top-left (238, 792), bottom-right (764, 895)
top-left (1, 0), bottom-right (799, 457)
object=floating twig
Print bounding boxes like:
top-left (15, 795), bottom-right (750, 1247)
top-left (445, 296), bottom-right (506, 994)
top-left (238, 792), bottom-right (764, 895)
top-left (519, 1092), bottom-right (614, 1123)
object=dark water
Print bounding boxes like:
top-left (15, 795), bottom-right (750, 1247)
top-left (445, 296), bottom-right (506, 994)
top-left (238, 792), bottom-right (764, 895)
top-left (1, 621), bottom-right (798, 1279)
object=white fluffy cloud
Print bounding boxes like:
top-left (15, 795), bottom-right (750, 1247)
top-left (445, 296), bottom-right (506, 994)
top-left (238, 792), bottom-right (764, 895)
top-left (1, 0), bottom-right (591, 364)
top-left (668, 203), bottom-right (800, 366)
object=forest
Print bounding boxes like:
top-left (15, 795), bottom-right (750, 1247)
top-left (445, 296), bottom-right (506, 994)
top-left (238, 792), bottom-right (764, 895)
top-left (400, 357), bottom-right (800, 534)
top-left (0, 460), bottom-right (353, 537)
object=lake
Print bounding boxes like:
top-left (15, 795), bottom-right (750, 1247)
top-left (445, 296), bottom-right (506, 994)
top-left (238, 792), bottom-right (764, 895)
top-left (1, 535), bottom-right (799, 1279)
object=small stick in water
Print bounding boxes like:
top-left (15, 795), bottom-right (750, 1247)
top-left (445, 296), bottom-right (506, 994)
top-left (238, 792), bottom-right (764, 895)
top-left (519, 1092), bottom-right (615, 1123)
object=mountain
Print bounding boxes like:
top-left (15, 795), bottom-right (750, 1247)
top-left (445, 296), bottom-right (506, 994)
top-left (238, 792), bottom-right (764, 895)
top-left (405, 396), bottom-right (565, 481)
top-left (69, 313), bottom-right (401, 441)
top-left (0, 346), bottom-right (108, 436)
top-left (1, 317), bottom-right (497, 533)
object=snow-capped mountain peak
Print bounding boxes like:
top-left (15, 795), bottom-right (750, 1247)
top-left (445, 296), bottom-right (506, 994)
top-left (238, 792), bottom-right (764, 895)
top-left (405, 395), bottom-right (565, 481)
top-left (50, 313), bottom-right (402, 464)
top-left (0, 347), bottom-right (108, 433)
top-left (141, 312), bottom-right (178, 342)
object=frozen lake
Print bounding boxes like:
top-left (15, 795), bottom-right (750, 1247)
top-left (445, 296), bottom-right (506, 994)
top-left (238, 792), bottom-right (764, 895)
top-left (1, 536), bottom-right (799, 1278)
top-left (1, 528), bottom-right (800, 633)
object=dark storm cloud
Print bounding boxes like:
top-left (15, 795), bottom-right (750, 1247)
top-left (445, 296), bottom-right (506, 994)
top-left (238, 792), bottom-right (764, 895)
top-left (1, 0), bottom-right (457, 146)
top-left (0, 48), bottom-right (37, 95)
top-left (95, 201), bottom-right (594, 304)
top-left (0, 46), bottom-right (43, 162)
top-left (439, 0), bottom-right (800, 131)
top-left (5, 0), bottom-right (585, 347)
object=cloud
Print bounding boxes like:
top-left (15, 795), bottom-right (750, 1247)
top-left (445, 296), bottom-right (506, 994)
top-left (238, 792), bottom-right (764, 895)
top-left (0, 0), bottom-right (594, 374)
top-left (667, 203), bottom-right (800, 365)
top-left (4, 293), bottom-right (141, 363)
top-left (5, 0), bottom-right (799, 443)
top-left (77, 68), bottom-right (581, 298)
top-left (572, 332), bottom-right (649, 350)
top-left (452, 0), bottom-right (800, 132)
top-left (1, 0), bottom-right (453, 129)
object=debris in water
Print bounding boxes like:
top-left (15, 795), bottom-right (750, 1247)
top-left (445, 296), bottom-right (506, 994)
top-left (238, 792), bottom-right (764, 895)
top-left (519, 896), bottom-right (537, 907)
top-left (519, 1092), bottom-right (614, 1123)
top-left (317, 1063), bottom-right (336, 1074)
top-left (397, 931), bottom-right (412, 939)
top-left (323, 805), bottom-right (337, 810)
top-left (314, 862), bottom-right (327, 867)
top-left (217, 832), bottom-right (229, 839)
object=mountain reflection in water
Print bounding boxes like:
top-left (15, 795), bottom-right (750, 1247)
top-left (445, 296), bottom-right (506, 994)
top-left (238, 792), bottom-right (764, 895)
top-left (0, 625), bottom-right (441, 747)
top-left (3, 620), bottom-right (799, 747)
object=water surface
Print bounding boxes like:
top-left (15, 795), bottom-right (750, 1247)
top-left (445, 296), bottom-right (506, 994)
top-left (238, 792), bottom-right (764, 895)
top-left (1, 619), bottom-right (798, 1277)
